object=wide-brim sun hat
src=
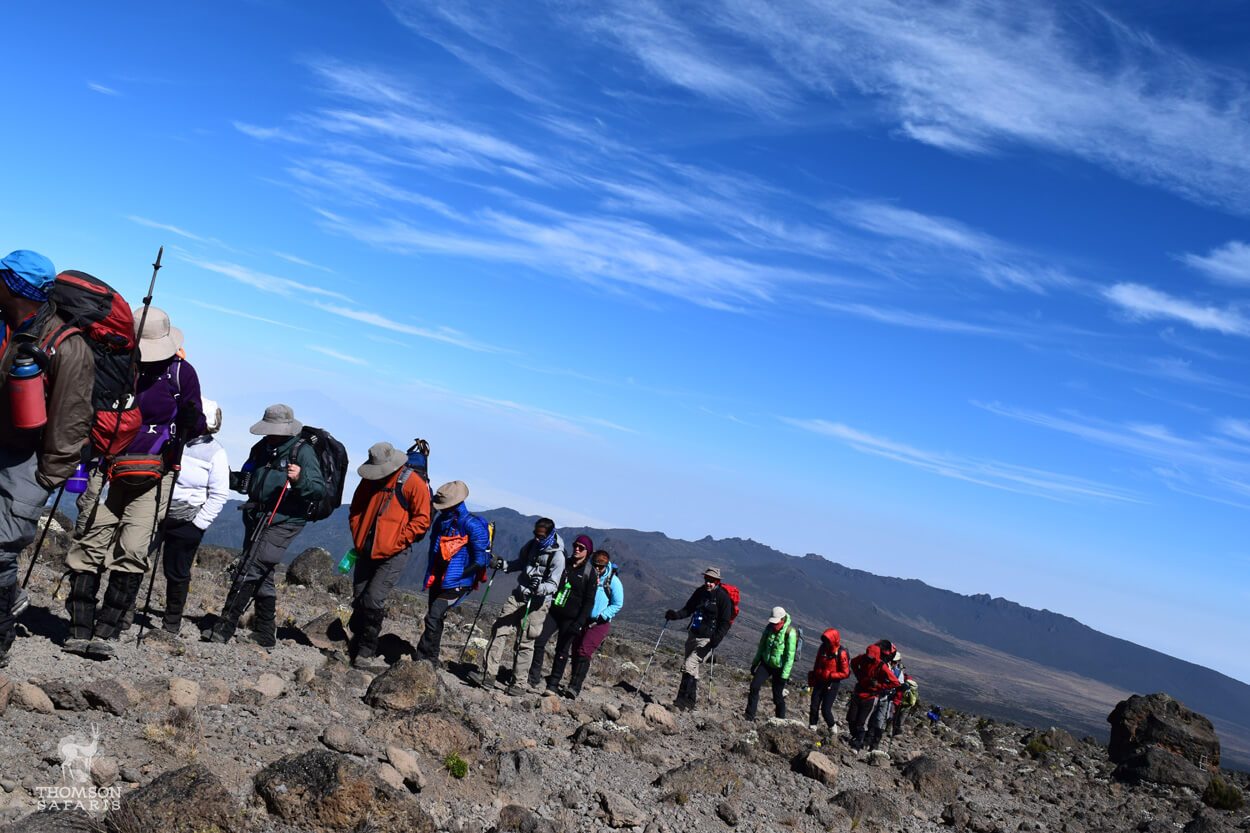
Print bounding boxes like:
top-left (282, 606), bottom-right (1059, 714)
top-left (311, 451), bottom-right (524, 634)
top-left (768, 606), bottom-right (786, 624)
top-left (433, 480), bottom-right (469, 510)
top-left (249, 403), bottom-right (303, 437)
top-left (134, 306), bottom-right (184, 362)
top-left (703, 566), bottom-right (721, 580)
top-left (358, 441), bottom-right (407, 480)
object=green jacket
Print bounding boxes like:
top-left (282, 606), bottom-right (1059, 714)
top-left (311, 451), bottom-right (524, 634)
top-left (244, 435), bottom-right (325, 526)
top-left (753, 616), bottom-right (798, 680)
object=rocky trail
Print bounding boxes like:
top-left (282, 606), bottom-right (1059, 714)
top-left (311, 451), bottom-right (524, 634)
top-left (1, 520), bottom-right (1247, 833)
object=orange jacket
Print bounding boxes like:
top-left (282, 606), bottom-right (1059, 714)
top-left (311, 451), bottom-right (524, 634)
top-left (348, 468), bottom-right (432, 560)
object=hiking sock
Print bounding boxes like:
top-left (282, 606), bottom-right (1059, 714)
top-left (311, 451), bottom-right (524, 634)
top-left (567, 657), bottom-right (590, 697)
top-left (163, 580), bottom-right (190, 633)
top-left (250, 594), bottom-right (277, 647)
top-left (93, 571), bottom-right (144, 640)
top-left (209, 580), bottom-right (259, 643)
top-left (66, 571), bottom-right (101, 641)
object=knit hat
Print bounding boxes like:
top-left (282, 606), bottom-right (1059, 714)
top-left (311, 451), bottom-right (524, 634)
top-left (1, 250), bottom-right (56, 302)
top-left (573, 534), bottom-right (594, 554)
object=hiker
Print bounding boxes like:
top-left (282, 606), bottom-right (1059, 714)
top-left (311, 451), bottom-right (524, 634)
top-left (345, 441), bottom-right (431, 671)
top-left (846, 639), bottom-right (901, 751)
top-left (0, 251), bottom-right (94, 667)
top-left (414, 480), bottom-right (491, 663)
top-left (65, 307), bottom-right (203, 658)
top-left (560, 548), bottom-right (623, 699)
top-left (158, 398), bottom-right (229, 635)
top-left (527, 533), bottom-right (596, 694)
top-left (469, 517), bottom-right (565, 693)
top-left (894, 672), bottom-right (919, 737)
top-left (206, 404), bottom-right (325, 646)
top-left (807, 627), bottom-right (851, 734)
top-left (664, 566), bottom-right (733, 711)
top-left (744, 606), bottom-right (798, 721)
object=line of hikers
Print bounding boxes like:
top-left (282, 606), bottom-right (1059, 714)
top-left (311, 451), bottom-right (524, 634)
top-left (0, 248), bottom-right (920, 730)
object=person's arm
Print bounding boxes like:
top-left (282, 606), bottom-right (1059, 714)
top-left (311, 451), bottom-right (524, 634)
top-left (502, 539), bottom-right (530, 573)
top-left (394, 474), bottom-right (432, 551)
top-left (881, 663), bottom-right (901, 689)
top-left (833, 647), bottom-right (851, 680)
top-left (536, 548), bottom-right (565, 598)
top-left (780, 626), bottom-right (798, 680)
top-left (752, 629), bottom-right (767, 668)
top-left (666, 588), bottom-right (701, 620)
top-left (37, 335), bottom-right (93, 489)
top-left (573, 567), bottom-right (596, 625)
top-left (193, 445), bottom-right (231, 530)
top-left (291, 442), bottom-right (326, 502)
top-left (601, 575), bottom-right (624, 620)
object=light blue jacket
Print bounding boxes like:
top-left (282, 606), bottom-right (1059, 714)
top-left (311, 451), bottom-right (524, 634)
top-left (590, 562), bottom-right (624, 621)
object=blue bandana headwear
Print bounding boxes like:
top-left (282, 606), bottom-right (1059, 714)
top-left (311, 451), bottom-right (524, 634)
top-left (0, 250), bottom-right (56, 303)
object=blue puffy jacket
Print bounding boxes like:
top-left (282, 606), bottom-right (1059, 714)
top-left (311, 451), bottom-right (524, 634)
top-left (425, 503), bottom-right (492, 592)
top-left (590, 562), bottom-right (624, 621)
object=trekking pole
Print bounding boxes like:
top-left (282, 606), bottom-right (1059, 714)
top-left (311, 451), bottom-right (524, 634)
top-left (638, 620), bottom-right (669, 694)
top-left (21, 484), bottom-right (66, 588)
top-left (135, 450), bottom-right (185, 646)
top-left (221, 480), bottom-right (289, 621)
top-left (458, 567), bottom-right (498, 663)
top-left (708, 651), bottom-right (716, 681)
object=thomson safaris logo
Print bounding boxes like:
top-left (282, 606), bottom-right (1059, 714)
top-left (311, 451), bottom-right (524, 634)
top-left (33, 723), bottom-right (123, 812)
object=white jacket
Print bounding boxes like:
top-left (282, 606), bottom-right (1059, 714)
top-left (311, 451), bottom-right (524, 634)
top-left (172, 436), bottom-right (230, 530)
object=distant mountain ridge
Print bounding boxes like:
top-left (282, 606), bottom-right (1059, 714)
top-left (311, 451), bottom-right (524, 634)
top-left (198, 501), bottom-right (1250, 769)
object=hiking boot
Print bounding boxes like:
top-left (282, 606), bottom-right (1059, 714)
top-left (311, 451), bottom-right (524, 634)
top-left (249, 595), bottom-right (277, 648)
top-left (565, 657), bottom-right (590, 700)
top-left (465, 669), bottom-right (492, 689)
top-left (208, 579), bottom-right (260, 644)
top-left (162, 579), bottom-right (190, 634)
top-left (63, 637), bottom-right (95, 657)
top-left (351, 654), bottom-right (389, 673)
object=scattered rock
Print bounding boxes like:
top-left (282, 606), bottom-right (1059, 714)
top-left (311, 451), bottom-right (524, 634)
top-left (370, 711), bottom-right (481, 759)
top-left (386, 745), bottom-right (426, 792)
top-left (91, 756), bottom-right (120, 788)
top-left (643, 703), bottom-right (678, 734)
top-left (200, 679), bottom-right (231, 705)
top-left (757, 721), bottom-right (817, 759)
top-left (109, 763), bottom-right (246, 833)
top-left (376, 761), bottom-right (406, 791)
top-left (492, 804), bottom-right (557, 833)
top-left (253, 749), bottom-right (435, 833)
top-left (716, 801), bottom-right (740, 826)
top-left (0, 674), bottom-right (12, 714)
top-left (654, 756), bottom-right (741, 797)
top-left (364, 659), bottom-right (445, 711)
top-left (255, 672), bottom-right (286, 700)
top-left (904, 755), bottom-right (959, 803)
top-left (321, 725), bottom-right (370, 756)
top-left (12, 681), bottom-right (54, 714)
top-left (301, 611), bottom-right (349, 651)
top-left (82, 678), bottom-right (140, 715)
top-left (168, 677), bottom-right (199, 709)
top-left (286, 547), bottom-right (350, 594)
top-left (572, 720), bottom-right (637, 754)
top-left (1, 809), bottom-right (95, 833)
top-left (599, 789), bottom-right (647, 828)
top-left (796, 749), bottom-right (839, 786)
top-left (35, 677), bottom-right (89, 711)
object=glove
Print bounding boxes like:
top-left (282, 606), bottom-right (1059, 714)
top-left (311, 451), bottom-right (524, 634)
top-left (664, 609), bottom-right (679, 621)
top-left (490, 557), bottom-right (506, 571)
top-left (594, 615), bottom-right (608, 625)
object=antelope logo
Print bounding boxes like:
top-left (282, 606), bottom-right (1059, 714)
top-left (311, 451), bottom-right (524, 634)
top-left (58, 724), bottom-right (101, 785)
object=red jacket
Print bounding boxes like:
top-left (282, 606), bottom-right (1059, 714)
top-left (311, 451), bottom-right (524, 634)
top-left (850, 643), bottom-right (901, 700)
top-left (807, 628), bottom-right (851, 686)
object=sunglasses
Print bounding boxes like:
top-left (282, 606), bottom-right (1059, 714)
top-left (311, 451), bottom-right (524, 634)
top-left (593, 562), bottom-right (608, 570)
top-left (573, 543), bottom-right (588, 551)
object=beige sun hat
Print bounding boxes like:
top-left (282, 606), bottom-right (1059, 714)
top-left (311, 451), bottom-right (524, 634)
top-left (134, 307), bottom-right (184, 361)
top-left (433, 480), bottom-right (469, 510)
top-left (358, 442), bottom-right (407, 480)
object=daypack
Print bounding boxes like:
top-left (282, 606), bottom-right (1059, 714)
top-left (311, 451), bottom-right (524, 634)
top-left (901, 679), bottom-right (920, 709)
top-left (291, 426), bottom-right (348, 521)
top-left (43, 270), bottom-right (140, 456)
top-left (722, 582), bottom-right (741, 623)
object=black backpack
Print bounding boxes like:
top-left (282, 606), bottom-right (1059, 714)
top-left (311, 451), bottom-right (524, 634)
top-left (292, 426), bottom-right (348, 521)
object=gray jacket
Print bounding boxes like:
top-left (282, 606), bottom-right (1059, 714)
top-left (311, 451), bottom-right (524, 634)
top-left (505, 534), bottom-right (566, 602)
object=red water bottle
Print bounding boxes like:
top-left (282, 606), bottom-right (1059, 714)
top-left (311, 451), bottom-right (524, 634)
top-left (8, 355), bottom-right (47, 430)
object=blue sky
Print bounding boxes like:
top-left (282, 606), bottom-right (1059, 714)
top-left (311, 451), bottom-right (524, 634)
top-left (4, 2), bottom-right (1249, 681)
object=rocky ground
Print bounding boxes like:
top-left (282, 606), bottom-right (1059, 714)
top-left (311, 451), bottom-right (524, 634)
top-left (1, 520), bottom-right (1248, 833)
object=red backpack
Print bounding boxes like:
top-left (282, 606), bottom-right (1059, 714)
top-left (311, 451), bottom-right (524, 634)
top-left (721, 583), bottom-right (741, 623)
top-left (44, 271), bottom-right (141, 456)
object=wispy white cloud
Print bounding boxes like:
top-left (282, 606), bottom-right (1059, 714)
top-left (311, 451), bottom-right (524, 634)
top-left (307, 344), bottom-right (368, 366)
top-left (271, 251), bottom-right (334, 273)
top-left (782, 417), bottom-right (1140, 503)
top-left (1181, 241), bottom-right (1250, 286)
top-left (309, 301), bottom-right (506, 353)
top-left (127, 215), bottom-right (205, 242)
top-left (186, 299), bottom-right (314, 333)
top-left (814, 300), bottom-right (1015, 337)
top-left (232, 121), bottom-right (302, 142)
top-left (1103, 283), bottom-right (1250, 336)
top-left (179, 256), bottom-right (350, 301)
top-left (87, 82), bottom-right (120, 96)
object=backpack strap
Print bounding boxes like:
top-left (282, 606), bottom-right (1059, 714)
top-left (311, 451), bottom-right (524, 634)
top-left (40, 322), bottom-right (82, 356)
top-left (393, 467), bottom-right (412, 514)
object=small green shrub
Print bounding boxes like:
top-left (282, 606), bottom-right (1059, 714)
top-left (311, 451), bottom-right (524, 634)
top-left (1024, 736), bottom-right (1050, 759)
top-left (1203, 775), bottom-right (1245, 811)
top-left (443, 752), bottom-right (469, 779)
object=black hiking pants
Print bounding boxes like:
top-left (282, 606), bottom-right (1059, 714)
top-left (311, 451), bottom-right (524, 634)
top-left (745, 663), bottom-right (787, 720)
top-left (415, 587), bottom-right (461, 662)
top-left (809, 679), bottom-right (842, 728)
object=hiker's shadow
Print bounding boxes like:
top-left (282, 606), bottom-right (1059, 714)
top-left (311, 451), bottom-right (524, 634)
top-left (18, 602), bottom-right (68, 643)
top-left (378, 633), bottom-right (416, 664)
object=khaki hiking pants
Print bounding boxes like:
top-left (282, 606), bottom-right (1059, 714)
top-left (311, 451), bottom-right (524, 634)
top-left (484, 593), bottom-right (550, 684)
top-left (683, 634), bottom-right (712, 679)
top-left (67, 469), bottom-right (175, 575)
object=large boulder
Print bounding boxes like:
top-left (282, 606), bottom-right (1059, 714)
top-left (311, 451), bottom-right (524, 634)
top-left (1108, 693), bottom-right (1219, 787)
top-left (1, 809), bottom-right (95, 833)
top-left (903, 755), bottom-right (959, 803)
top-left (253, 749), bottom-right (434, 833)
top-left (286, 547), bottom-right (350, 594)
top-left (108, 764), bottom-right (246, 833)
top-left (757, 721), bottom-right (819, 760)
top-left (363, 660), bottom-right (445, 712)
top-left (653, 756), bottom-right (741, 797)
